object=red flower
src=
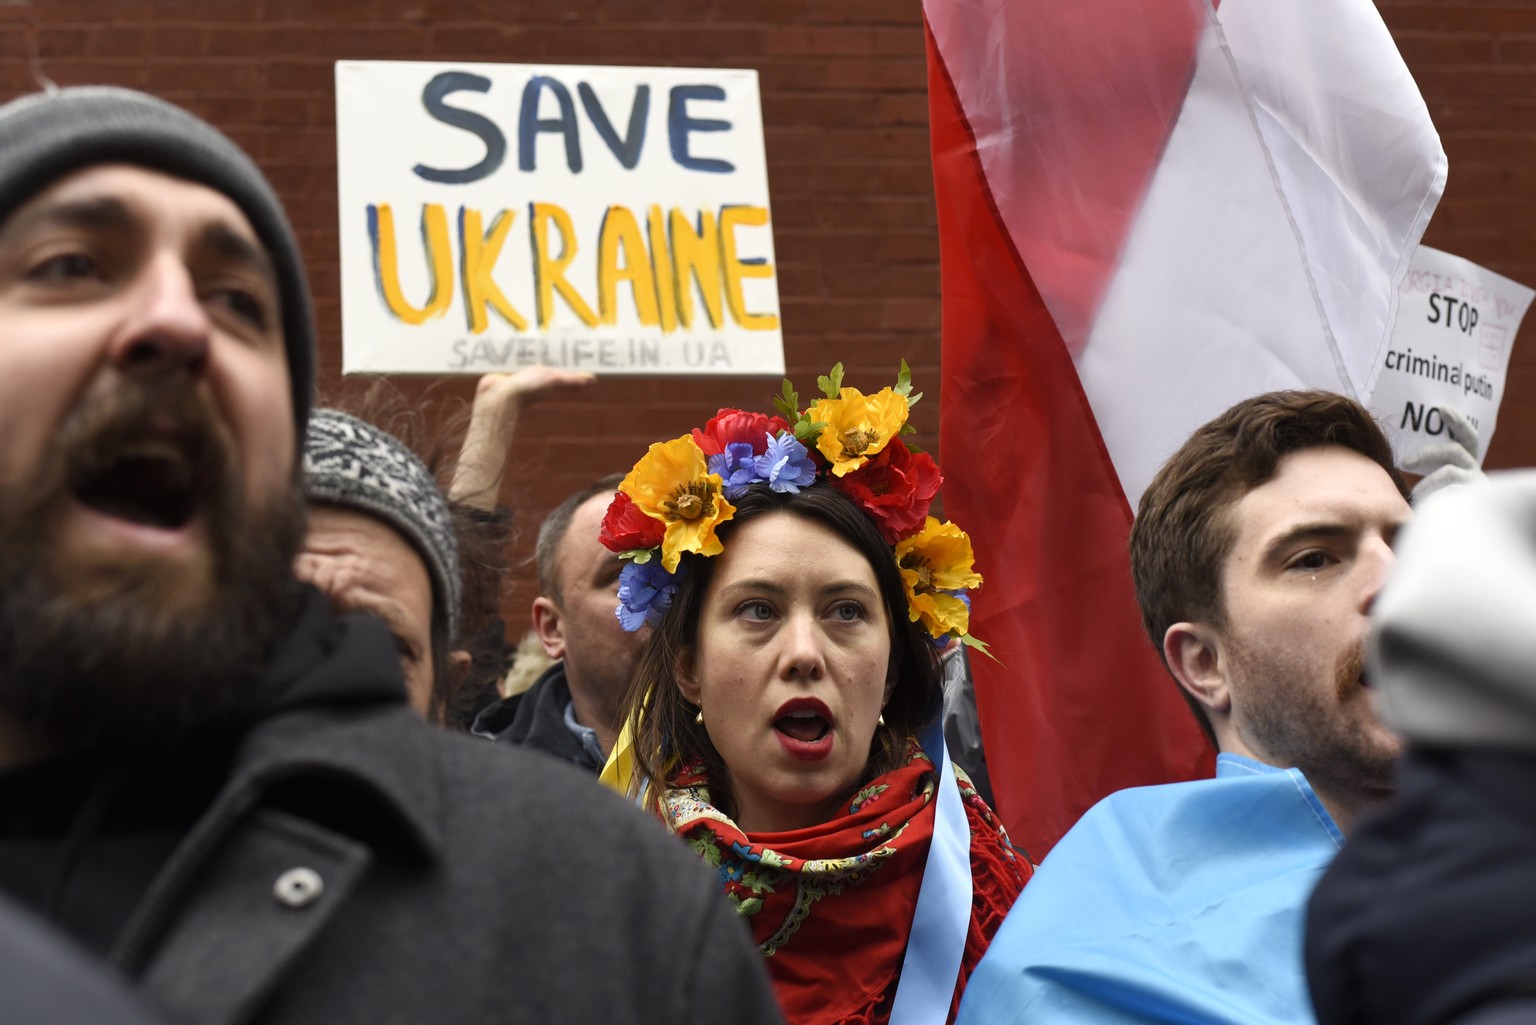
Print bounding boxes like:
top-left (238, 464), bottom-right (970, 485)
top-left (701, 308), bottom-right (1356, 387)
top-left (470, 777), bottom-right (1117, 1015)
top-left (831, 438), bottom-right (942, 544)
top-left (691, 408), bottom-right (791, 457)
top-left (599, 491), bottom-right (665, 552)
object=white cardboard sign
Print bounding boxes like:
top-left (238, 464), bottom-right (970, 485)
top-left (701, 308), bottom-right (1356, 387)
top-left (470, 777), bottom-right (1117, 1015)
top-left (335, 60), bottom-right (785, 376)
top-left (1367, 245), bottom-right (1532, 465)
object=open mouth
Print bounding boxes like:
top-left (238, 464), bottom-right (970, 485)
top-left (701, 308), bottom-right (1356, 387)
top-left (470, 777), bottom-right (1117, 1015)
top-left (69, 437), bottom-right (202, 530)
top-left (774, 709), bottom-right (831, 743)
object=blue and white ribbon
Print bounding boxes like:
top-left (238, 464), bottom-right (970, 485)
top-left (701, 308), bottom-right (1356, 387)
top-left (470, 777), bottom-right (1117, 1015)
top-left (889, 720), bottom-right (973, 1025)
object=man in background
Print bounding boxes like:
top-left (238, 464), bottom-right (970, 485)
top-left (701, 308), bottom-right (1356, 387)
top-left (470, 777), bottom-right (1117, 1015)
top-left (298, 407), bottom-right (470, 721)
top-left (475, 475), bottom-right (647, 771)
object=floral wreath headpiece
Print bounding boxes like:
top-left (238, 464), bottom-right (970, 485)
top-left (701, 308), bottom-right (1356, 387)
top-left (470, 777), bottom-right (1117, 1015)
top-left (599, 362), bottom-right (987, 654)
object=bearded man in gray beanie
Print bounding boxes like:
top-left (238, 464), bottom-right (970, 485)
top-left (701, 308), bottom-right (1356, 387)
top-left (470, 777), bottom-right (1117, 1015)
top-left (0, 85), bottom-right (780, 1025)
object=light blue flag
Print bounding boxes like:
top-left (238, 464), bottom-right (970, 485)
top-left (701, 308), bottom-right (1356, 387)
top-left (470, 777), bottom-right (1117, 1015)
top-left (956, 754), bottom-right (1343, 1025)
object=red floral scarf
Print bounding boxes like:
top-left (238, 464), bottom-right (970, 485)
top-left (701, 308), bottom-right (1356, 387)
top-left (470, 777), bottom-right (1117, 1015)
top-left (662, 740), bottom-right (1030, 1025)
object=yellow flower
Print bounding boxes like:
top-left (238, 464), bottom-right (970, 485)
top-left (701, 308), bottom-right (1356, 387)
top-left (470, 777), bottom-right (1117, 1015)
top-left (808, 386), bottom-right (909, 476)
top-left (909, 590), bottom-right (973, 641)
top-left (619, 436), bottom-right (736, 572)
top-left (894, 517), bottom-right (983, 638)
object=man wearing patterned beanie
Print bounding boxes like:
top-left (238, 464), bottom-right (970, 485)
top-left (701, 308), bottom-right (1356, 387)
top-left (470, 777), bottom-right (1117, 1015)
top-left (0, 85), bottom-right (779, 1025)
top-left (298, 408), bottom-right (470, 721)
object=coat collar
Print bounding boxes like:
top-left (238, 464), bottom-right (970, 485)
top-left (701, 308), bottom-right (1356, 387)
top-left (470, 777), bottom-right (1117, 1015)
top-left (225, 596), bottom-right (447, 862)
top-left (109, 596), bottom-right (447, 984)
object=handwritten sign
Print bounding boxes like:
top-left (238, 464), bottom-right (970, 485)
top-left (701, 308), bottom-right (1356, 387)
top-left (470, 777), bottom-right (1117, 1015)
top-left (335, 60), bottom-right (784, 376)
top-left (1367, 246), bottom-right (1532, 464)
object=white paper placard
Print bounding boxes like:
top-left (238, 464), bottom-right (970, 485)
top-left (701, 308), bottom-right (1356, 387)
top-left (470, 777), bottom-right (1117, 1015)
top-left (335, 60), bottom-right (784, 376)
top-left (1367, 245), bottom-right (1533, 465)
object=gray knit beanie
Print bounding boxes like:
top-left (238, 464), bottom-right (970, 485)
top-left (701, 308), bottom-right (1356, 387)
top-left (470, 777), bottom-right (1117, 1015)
top-left (303, 410), bottom-right (462, 645)
top-left (0, 85), bottom-right (314, 429)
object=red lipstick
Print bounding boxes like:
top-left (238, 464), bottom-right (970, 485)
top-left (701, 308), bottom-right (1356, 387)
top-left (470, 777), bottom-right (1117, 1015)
top-left (772, 698), bottom-right (834, 761)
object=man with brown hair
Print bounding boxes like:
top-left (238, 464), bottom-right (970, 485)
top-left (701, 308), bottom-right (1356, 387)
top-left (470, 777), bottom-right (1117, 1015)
top-left (957, 390), bottom-right (1412, 1025)
top-left (1130, 389), bottom-right (1410, 829)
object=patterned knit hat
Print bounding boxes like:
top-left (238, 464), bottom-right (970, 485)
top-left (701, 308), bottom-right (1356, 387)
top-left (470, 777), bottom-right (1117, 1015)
top-left (303, 410), bottom-right (462, 644)
top-left (0, 85), bottom-right (314, 430)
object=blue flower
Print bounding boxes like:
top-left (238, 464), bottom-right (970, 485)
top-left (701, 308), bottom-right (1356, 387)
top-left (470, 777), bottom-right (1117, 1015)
top-left (616, 560), bottom-right (680, 632)
top-left (707, 441), bottom-right (762, 500)
top-left (755, 433), bottom-right (817, 493)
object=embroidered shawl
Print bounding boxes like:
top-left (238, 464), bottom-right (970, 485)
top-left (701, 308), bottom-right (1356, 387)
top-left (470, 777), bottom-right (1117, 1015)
top-left (662, 740), bottom-right (1029, 1025)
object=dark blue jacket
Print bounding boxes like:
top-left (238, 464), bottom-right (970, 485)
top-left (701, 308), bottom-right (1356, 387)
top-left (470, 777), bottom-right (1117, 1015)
top-left (1307, 748), bottom-right (1536, 1025)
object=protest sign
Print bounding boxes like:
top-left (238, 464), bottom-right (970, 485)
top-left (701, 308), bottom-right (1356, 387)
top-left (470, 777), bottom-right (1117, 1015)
top-left (1368, 246), bottom-right (1532, 464)
top-left (335, 60), bottom-right (784, 376)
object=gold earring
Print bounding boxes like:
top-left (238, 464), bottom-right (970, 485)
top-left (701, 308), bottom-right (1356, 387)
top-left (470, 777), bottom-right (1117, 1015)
top-left (877, 713), bottom-right (886, 727)
top-left (695, 709), bottom-right (704, 726)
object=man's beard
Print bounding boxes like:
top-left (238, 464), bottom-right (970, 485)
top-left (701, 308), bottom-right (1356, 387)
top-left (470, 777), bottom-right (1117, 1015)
top-left (1231, 637), bottom-right (1400, 802)
top-left (0, 377), bottom-right (306, 755)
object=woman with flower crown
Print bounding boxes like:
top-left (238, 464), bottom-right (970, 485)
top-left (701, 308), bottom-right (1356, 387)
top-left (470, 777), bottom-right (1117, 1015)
top-left (599, 364), bottom-right (1030, 1025)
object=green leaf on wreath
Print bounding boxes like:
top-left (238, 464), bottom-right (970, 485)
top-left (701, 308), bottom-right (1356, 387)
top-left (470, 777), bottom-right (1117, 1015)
top-left (774, 379), bottom-right (801, 422)
top-left (817, 363), bottom-right (845, 400)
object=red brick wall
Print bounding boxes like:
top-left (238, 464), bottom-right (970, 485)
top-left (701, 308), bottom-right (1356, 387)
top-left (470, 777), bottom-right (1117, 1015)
top-left (1378, 1), bottom-right (1536, 468)
top-left (0, 1), bottom-right (1529, 628)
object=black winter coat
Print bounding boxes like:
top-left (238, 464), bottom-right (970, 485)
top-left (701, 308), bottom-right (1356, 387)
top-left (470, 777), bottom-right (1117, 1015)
top-left (8, 592), bottom-right (782, 1025)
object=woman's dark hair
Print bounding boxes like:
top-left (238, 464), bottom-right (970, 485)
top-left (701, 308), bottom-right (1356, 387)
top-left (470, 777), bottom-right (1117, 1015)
top-left (622, 482), bottom-right (944, 819)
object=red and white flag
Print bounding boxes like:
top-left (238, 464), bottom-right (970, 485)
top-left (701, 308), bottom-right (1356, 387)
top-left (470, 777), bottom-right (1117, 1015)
top-left (926, 0), bottom-right (1446, 858)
